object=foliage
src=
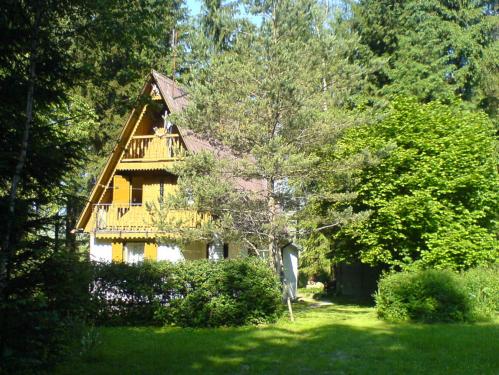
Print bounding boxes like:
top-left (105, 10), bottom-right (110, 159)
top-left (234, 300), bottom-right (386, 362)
top-left (305, 98), bottom-right (498, 270)
top-left (0, 1), bottom-right (180, 372)
top-left (91, 261), bottom-right (169, 326)
top-left (0, 252), bottom-right (93, 374)
top-left (353, 0), bottom-right (498, 121)
top-left (159, 0), bottom-right (367, 275)
top-left (375, 269), bottom-right (471, 322)
top-left (91, 258), bottom-right (282, 327)
top-left (461, 265), bottom-right (499, 321)
top-left (298, 233), bottom-right (333, 287)
top-left (375, 266), bottom-right (499, 323)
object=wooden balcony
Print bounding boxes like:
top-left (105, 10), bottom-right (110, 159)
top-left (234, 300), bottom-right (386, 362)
top-left (117, 135), bottom-right (184, 171)
top-left (91, 203), bottom-right (208, 234)
top-left (123, 134), bottom-right (183, 160)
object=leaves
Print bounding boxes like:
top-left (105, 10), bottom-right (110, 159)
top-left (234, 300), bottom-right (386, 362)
top-left (307, 98), bottom-right (498, 270)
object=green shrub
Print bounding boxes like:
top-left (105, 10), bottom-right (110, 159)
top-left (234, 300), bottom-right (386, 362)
top-left (91, 258), bottom-right (282, 327)
top-left (1, 252), bottom-right (93, 374)
top-left (375, 269), bottom-right (471, 323)
top-left (91, 261), bottom-right (173, 325)
top-left (376, 266), bottom-right (499, 323)
top-left (461, 265), bottom-right (499, 321)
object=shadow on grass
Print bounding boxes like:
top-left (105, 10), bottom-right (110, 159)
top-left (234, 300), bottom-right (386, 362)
top-left (57, 306), bottom-right (499, 375)
top-left (297, 290), bottom-right (375, 308)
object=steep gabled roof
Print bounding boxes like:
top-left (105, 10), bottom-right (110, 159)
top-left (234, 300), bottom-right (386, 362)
top-left (151, 70), bottom-right (189, 112)
top-left (76, 71), bottom-right (265, 231)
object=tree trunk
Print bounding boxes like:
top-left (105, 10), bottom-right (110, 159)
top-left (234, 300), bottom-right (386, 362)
top-left (267, 178), bottom-right (283, 276)
top-left (268, 180), bottom-right (294, 321)
top-left (65, 194), bottom-right (78, 252)
top-left (0, 8), bottom-right (40, 303)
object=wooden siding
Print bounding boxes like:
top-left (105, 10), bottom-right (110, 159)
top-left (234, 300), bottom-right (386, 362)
top-left (112, 241), bottom-right (123, 262)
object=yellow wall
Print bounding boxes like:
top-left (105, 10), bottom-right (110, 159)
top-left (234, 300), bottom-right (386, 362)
top-left (144, 241), bottom-right (158, 261)
top-left (135, 104), bottom-right (163, 135)
top-left (142, 174), bottom-right (177, 204)
top-left (112, 241), bottom-right (123, 262)
top-left (113, 175), bottom-right (130, 204)
top-left (110, 172), bottom-right (178, 207)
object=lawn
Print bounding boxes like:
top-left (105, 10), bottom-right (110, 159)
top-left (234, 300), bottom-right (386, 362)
top-left (56, 300), bottom-right (499, 375)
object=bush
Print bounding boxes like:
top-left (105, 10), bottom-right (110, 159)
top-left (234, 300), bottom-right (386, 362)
top-left (461, 265), bottom-right (499, 321)
top-left (91, 261), bottom-right (172, 325)
top-left (375, 267), bottom-right (499, 323)
top-left (91, 258), bottom-right (283, 327)
top-left (375, 269), bottom-right (470, 323)
top-left (0, 252), bottom-right (93, 374)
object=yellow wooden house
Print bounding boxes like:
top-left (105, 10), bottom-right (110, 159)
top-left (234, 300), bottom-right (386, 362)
top-left (76, 71), bottom-right (261, 263)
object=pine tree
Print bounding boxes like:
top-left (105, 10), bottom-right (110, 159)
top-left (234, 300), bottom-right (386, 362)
top-left (156, 0), bottom-right (367, 279)
top-left (0, 0), bottom-right (170, 369)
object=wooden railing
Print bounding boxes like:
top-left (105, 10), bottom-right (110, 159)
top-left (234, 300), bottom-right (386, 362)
top-left (92, 203), bottom-right (207, 233)
top-left (123, 134), bottom-right (183, 161)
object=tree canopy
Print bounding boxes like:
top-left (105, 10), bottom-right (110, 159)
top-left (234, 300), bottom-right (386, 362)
top-left (304, 98), bottom-right (498, 270)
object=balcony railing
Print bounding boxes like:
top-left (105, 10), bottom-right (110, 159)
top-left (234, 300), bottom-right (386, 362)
top-left (92, 203), bottom-right (207, 233)
top-left (123, 134), bottom-right (183, 161)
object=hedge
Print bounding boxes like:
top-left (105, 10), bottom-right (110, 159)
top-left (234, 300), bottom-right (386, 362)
top-left (90, 258), bottom-right (283, 327)
top-left (375, 266), bottom-right (499, 323)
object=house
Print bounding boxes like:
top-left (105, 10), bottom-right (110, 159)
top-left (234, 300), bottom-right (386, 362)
top-left (76, 71), bottom-right (252, 262)
top-left (76, 71), bottom-right (298, 296)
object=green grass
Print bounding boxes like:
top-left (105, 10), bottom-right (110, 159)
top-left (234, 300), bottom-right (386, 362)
top-left (57, 300), bottom-right (499, 375)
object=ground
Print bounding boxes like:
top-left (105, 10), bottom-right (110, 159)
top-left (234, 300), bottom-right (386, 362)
top-left (56, 298), bottom-right (499, 375)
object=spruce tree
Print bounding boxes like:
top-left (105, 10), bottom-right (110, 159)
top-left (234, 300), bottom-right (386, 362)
top-left (354, 0), bottom-right (498, 120)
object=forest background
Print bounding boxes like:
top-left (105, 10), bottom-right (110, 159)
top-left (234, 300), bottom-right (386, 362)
top-left (0, 0), bottom-right (497, 373)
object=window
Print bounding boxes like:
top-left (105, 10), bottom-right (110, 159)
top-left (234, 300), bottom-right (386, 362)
top-left (223, 243), bottom-right (229, 259)
top-left (125, 242), bottom-right (144, 264)
top-left (131, 177), bottom-right (143, 204)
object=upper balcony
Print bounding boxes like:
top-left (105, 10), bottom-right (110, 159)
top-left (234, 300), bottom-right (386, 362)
top-left (117, 134), bottom-right (185, 171)
top-left (90, 203), bottom-right (209, 237)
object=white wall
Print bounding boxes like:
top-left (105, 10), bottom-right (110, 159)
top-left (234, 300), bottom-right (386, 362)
top-left (282, 244), bottom-right (299, 300)
top-left (157, 243), bottom-right (184, 262)
top-left (90, 235), bottom-right (112, 262)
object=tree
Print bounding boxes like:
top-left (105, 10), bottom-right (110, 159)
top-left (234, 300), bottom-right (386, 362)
top-left (305, 98), bottom-right (498, 271)
top-left (160, 0), bottom-right (320, 276)
top-left (201, 0), bottom-right (242, 51)
top-left (0, 0), bottom-right (92, 297)
top-left (155, 0), bottom-right (367, 282)
top-left (0, 0), bottom-right (169, 370)
top-left (353, 0), bottom-right (498, 121)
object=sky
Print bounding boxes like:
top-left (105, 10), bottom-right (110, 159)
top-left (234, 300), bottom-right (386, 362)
top-left (186, 0), bottom-right (202, 17)
top-left (184, 0), bottom-right (263, 25)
